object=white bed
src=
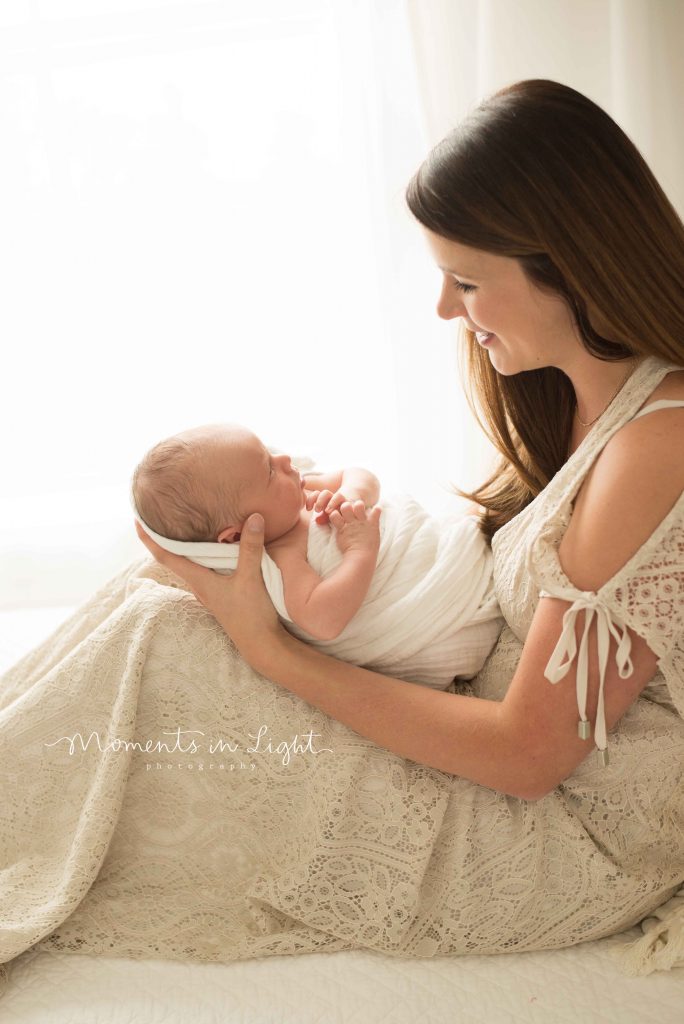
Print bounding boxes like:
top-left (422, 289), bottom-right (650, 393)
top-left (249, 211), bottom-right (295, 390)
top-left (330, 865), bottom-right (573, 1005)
top-left (1, 606), bottom-right (682, 1024)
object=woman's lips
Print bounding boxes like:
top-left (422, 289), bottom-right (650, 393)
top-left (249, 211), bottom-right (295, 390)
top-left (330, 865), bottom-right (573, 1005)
top-left (468, 323), bottom-right (496, 347)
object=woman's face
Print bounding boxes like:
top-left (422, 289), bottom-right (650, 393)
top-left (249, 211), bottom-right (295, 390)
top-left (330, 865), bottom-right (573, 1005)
top-left (421, 227), bottom-right (583, 374)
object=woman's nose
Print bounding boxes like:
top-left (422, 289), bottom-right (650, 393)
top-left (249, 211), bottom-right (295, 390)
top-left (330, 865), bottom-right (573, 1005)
top-left (436, 280), bottom-right (466, 321)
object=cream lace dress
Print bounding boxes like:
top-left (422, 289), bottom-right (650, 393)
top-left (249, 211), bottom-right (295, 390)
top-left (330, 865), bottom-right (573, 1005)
top-left (0, 355), bottom-right (682, 991)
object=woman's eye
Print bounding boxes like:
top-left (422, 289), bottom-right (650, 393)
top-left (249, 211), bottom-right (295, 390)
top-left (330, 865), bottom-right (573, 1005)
top-left (453, 279), bottom-right (476, 294)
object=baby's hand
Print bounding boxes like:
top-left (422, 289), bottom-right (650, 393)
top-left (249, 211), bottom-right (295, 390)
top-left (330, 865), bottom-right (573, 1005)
top-left (305, 488), bottom-right (355, 526)
top-left (329, 502), bottom-right (382, 557)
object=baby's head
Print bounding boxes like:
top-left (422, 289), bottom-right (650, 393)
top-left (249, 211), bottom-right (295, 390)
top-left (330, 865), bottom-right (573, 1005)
top-left (131, 422), bottom-right (306, 545)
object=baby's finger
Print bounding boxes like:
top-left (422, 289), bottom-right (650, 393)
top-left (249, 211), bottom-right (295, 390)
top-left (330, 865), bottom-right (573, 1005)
top-left (305, 489), bottom-right (320, 511)
top-left (329, 509), bottom-right (343, 528)
top-left (368, 506), bottom-right (382, 526)
top-left (352, 500), bottom-right (366, 520)
top-left (314, 489), bottom-right (333, 512)
top-left (324, 491), bottom-right (346, 513)
top-left (339, 502), bottom-right (355, 523)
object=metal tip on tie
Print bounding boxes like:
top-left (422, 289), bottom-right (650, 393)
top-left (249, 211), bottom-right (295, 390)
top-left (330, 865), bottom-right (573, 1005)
top-left (597, 748), bottom-right (609, 767)
top-left (578, 720), bottom-right (591, 740)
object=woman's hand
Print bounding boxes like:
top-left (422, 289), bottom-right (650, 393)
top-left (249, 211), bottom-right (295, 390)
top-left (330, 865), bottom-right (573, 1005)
top-left (134, 514), bottom-right (285, 667)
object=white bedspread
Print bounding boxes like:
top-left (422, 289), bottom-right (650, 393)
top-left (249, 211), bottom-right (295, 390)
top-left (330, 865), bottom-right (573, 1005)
top-left (2, 910), bottom-right (683, 1024)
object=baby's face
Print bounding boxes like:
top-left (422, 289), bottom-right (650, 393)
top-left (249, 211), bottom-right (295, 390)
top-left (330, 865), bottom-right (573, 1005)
top-left (192, 424), bottom-right (306, 544)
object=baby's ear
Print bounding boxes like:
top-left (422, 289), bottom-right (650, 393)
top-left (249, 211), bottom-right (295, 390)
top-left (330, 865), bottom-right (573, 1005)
top-left (217, 525), bottom-right (240, 544)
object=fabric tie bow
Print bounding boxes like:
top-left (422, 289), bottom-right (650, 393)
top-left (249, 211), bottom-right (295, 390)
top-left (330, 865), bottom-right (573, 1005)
top-left (539, 588), bottom-right (635, 763)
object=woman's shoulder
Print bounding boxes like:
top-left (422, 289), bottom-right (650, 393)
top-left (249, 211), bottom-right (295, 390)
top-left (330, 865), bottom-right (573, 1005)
top-left (558, 383), bottom-right (684, 593)
top-left (606, 365), bottom-right (684, 461)
top-left (639, 365), bottom-right (684, 401)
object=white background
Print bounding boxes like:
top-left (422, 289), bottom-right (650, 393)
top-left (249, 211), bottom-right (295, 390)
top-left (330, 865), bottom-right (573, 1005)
top-left (2, 0), bottom-right (681, 609)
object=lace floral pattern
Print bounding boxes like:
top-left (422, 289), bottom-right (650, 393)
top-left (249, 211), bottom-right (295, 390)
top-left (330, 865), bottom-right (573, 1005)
top-left (0, 358), bottom-right (682, 993)
top-left (493, 356), bottom-right (684, 716)
top-left (490, 354), bottom-right (684, 970)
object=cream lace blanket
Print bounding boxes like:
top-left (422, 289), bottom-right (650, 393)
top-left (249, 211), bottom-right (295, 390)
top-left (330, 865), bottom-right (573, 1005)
top-left (0, 357), bottom-right (682, 992)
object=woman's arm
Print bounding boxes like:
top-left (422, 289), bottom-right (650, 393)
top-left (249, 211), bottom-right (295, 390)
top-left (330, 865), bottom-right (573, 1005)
top-left (258, 627), bottom-right (527, 794)
top-left (136, 409), bottom-right (682, 802)
top-left (502, 411), bottom-right (684, 798)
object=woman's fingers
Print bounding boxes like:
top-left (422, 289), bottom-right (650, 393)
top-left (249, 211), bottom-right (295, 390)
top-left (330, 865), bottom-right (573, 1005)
top-left (224, 514), bottom-right (282, 647)
top-left (134, 520), bottom-right (172, 565)
top-left (133, 520), bottom-right (216, 600)
top-left (234, 514), bottom-right (265, 577)
top-left (134, 516), bottom-right (282, 663)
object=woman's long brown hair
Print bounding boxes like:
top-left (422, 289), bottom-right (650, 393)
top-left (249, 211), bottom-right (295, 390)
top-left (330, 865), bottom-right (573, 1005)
top-left (405, 79), bottom-right (684, 544)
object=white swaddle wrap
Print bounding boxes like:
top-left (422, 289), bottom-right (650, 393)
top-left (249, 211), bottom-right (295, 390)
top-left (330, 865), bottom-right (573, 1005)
top-left (292, 495), bottom-right (504, 688)
top-left (132, 450), bottom-right (503, 690)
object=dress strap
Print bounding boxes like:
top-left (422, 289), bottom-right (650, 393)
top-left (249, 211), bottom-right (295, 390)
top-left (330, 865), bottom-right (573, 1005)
top-left (538, 587), bottom-right (635, 767)
top-left (629, 399), bottom-right (684, 422)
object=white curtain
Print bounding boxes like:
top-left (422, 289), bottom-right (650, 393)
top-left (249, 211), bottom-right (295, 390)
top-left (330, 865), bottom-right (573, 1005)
top-left (0, 0), bottom-right (442, 608)
top-left (1, 0), bottom-right (682, 610)
top-left (408, 0), bottom-right (684, 213)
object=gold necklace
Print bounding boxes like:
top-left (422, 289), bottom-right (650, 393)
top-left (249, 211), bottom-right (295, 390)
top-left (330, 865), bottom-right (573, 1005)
top-left (574, 357), bottom-right (638, 428)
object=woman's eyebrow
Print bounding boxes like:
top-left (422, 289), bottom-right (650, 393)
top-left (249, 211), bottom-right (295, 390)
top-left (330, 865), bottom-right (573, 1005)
top-left (438, 265), bottom-right (482, 281)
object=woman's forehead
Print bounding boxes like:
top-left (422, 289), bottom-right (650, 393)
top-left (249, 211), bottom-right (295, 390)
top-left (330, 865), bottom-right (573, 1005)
top-left (421, 227), bottom-right (513, 279)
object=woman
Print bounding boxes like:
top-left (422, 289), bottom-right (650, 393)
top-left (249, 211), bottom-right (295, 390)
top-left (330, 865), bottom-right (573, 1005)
top-left (132, 78), bottom-right (684, 964)
top-left (2, 79), bottom-right (682, 980)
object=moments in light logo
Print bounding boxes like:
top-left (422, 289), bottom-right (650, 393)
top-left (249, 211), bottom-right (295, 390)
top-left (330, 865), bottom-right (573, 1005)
top-left (44, 724), bottom-right (333, 770)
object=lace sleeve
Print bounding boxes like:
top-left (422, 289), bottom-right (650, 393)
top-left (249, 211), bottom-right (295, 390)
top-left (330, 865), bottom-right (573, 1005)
top-left (537, 586), bottom-right (635, 767)
top-left (526, 502), bottom-right (684, 768)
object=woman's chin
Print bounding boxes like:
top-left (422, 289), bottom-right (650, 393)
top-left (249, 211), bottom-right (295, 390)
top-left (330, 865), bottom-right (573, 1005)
top-left (485, 345), bottom-right (531, 377)
top-left (484, 347), bottom-right (512, 374)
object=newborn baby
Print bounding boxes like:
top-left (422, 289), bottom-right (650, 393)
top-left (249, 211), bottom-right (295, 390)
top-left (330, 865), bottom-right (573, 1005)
top-left (131, 422), bottom-right (504, 690)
